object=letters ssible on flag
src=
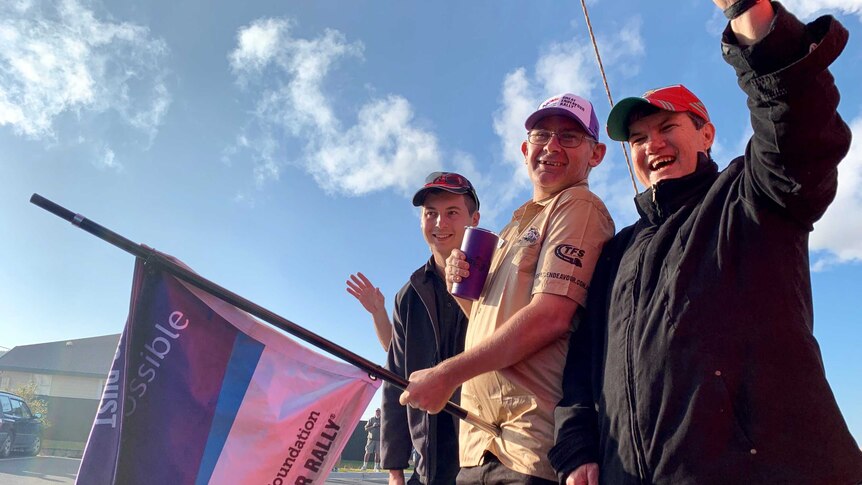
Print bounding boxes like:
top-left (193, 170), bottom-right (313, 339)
top-left (76, 259), bottom-right (381, 485)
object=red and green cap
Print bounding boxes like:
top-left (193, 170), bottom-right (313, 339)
top-left (606, 84), bottom-right (710, 141)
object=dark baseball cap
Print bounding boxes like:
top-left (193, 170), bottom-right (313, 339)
top-left (412, 171), bottom-right (479, 210)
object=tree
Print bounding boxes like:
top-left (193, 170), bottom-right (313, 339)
top-left (12, 381), bottom-right (50, 428)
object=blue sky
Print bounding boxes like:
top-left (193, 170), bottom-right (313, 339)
top-left (2, 0), bottom-right (861, 445)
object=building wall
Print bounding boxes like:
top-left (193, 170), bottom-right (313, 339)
top-left (0, 370), bottom-right (102, 443)
top-left (341, 420), bottom-right (368, 462)
top-left (0, 371), bottom-right (103, 399)
top-left (0, 371), bottom-right (35, 392)
top-left (49, 374), bottom-right (103, 400)
top-left (42, 396), bottom-right (100, 442)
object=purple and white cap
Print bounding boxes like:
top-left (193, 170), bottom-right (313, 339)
top-left (524, 93), bottom-right (600, 140)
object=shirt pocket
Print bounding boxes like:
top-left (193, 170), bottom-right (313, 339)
top-left (509, 241), bottom-right (541, 276)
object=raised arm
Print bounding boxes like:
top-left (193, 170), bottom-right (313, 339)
top-left (712, 0), bottom-right (775, 45)
top-left (346, 272), bottom-right (393, 351)
top-left (721, 1), bottom-right (850, 225)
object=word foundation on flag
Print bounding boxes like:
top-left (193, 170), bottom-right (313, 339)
top-left (77, 259), bottom-right (380, 485)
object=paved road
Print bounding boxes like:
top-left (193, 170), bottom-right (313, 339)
top-left (0, 456), bottom-right (389, 484)
top-left (0, 456), bottom-right (79, 484)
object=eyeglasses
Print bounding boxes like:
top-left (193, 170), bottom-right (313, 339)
top-left (527, 130), bottom-right (595, 148)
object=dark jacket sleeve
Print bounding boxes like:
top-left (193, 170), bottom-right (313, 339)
top-left (549, 306), bottom-right (599, 482)
top-left (380, 283), bottom-right (413, 470)
top-left (549, 226), bottom-right (634, 482)
top-left (723, 2), bottom-right (851, 227)
top-left (549, 231), bottom-right (627, 481)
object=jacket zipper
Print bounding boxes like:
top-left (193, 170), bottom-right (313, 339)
top-left (414, 277), bottom-right (441, 482)
top-left (652, 183), bottom-right (663, 220)
top-left (624, 237), bottom-right (650, 482)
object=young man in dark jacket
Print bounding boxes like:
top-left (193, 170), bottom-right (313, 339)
top-left (380, 172), bottom-right (480, 485)
top-left (551, 1), bottom-right (862, 484)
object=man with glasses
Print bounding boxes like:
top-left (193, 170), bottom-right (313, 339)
top-left (399, 94), bottom-right (615, 484)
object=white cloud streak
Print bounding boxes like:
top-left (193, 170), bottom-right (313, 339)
top-left (228, 18), bottom-right (468, 197)
top-left (709, 0), bottom-right (862, 34)
top-left (0, 0), bottom-right (171, 142)
top-left (811, 115), bottom-right (862, 269)
top-left (93, 146), bottom-right (120, 171)
top-left (779, 0), bottom-right (862, 19)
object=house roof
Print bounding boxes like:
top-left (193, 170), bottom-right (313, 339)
top-left (0, 334), bottom-right (120, 378)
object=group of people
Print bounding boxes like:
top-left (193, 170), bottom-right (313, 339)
top-left (347, 1), bottom-right (862, 484)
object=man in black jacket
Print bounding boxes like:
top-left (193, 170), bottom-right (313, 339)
top-left (380, 172), bottom-right (480, 485)
top-left (551, 1), bottom-right (862, 484)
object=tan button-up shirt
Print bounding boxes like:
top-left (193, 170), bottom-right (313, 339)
top-left (459, 182), bottom-right (614, 480)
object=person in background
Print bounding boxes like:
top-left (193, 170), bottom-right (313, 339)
top-left (361, 408), bottom-right (381, 472)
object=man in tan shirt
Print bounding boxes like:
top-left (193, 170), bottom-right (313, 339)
top-left (400, 93), bottom-right (615, 483)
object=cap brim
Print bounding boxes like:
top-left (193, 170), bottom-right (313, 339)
top-left (524, 107), bottom-right (593, 138)
top-left (606, 97), bottom-right (654, 141)
top-left (412, 186), bottom-right (470, 207)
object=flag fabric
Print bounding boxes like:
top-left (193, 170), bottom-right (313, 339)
top-left (77, 258), bottom-right (381, 484)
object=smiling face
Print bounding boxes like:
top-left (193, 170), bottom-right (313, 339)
top-left (521, 115), bottom-right (606, 201)
top-left (628, 110), bottom-right (715, 187)
top-left (420, 190), bottom-right (480, 271)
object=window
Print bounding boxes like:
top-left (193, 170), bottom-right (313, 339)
top-left (0, 396), bottom-right (10, 413)
top-left (11, 399), bottom-right (32, 419)
top-left (33, 374), bottom-right (52, 395)
top-left (9, 398), bottom-right (23, 417)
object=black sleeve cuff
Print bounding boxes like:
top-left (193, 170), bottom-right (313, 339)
top-left (721, 2), bottom-right (849, 102)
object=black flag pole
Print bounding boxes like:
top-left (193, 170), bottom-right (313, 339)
top-left (30, 193), bottom-right (501, 438)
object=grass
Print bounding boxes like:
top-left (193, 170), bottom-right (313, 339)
top-left (332, 460), bottom-right (415, 472)
top-left (43, 440), bottom-right (85, 451)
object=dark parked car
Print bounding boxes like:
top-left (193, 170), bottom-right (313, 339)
top-left (0, 391), bottom-right (42, 457)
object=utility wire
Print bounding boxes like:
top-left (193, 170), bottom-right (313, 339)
top-left (580, 0), bottom-right (639, 196)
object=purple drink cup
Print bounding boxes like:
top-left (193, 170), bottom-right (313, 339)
top-left (451, 226), bottom-right (499, 301)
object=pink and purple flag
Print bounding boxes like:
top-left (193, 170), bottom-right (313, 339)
top-left (77, 259), bottom-right (380, 484)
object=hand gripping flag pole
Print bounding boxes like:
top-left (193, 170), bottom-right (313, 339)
top-left (30, 193), bottom-right (501, 438)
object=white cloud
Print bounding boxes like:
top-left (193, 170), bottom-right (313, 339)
top-left (595, 17), bottom-right (645, 79)
top-left (312, 96), bottom-right (441, 195)
top-left (535, 40), bottom-right (597, 96)
top-left (229, 18), bottom-right (288, 73)
top-left (811, 115), bottom-right (862, 269)
top-left (227, 18), bottom-right (474, 198)
top-left (93, 146), bottom-right (120, 171)
top-left (779, 0), bottom-right (862, 19)
top-left (494, 67), bottom-right (541, 176)
top-left (0, 0), bottom-right (170, 141)
top-left (709, 1), bottom-right (862, 34)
